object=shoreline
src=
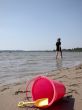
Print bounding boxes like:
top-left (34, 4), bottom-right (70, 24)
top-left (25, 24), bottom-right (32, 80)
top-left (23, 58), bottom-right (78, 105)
top-left (0, 64), bottom-right (82, 110)
top-left (0, 62), bottom-right (81, 87)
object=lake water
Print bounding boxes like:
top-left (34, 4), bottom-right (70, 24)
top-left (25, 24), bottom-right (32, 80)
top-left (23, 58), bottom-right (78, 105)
top-left (0, 51), bottom-right (82, 85)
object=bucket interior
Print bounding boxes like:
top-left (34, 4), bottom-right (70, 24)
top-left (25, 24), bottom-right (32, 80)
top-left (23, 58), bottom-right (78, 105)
top-left (32, 76), bottom-right (55, 106)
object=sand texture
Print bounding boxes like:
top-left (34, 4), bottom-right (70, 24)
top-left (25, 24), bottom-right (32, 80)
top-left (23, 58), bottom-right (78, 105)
top-left (0, 64), bottom-right (82, 110)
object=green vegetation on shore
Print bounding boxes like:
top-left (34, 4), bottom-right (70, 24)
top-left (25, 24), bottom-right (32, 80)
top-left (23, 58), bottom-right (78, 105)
top-left (53, 48), bottom-right (82, 52)
top-left (0, 48), bottom-right (82, 52)
top-left (62, 48), bottom-right (82, 52)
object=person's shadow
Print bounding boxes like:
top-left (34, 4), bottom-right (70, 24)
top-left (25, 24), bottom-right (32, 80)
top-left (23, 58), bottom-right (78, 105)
top-left (42, 95), bottom-right (75, 110)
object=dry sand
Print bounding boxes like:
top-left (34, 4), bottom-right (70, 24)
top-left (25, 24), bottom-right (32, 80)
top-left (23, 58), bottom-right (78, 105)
top-left (0, 64), bottom-right (82, 110)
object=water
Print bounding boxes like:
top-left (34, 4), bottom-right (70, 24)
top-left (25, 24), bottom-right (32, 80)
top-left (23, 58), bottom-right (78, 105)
top-left (0, 51), bottom-right (82, 85)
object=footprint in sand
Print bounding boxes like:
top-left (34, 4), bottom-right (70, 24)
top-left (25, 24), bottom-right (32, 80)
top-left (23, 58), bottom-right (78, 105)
top-left (0, 87), bottom-right (9, 92)
top-left (69, 84), bottom-right (79, 87)
top-left (54, 75), bottom-right (70, 80)
top-left (67, 89), bottom-right (79, 95)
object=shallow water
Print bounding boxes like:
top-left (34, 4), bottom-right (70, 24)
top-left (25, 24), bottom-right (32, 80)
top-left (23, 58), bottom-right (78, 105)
top-left (0, 51), bottom-right (82, 85)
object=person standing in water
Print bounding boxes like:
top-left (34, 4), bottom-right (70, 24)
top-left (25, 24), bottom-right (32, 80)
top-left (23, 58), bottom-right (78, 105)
top-left (56, 38), bottom-right (62, 59)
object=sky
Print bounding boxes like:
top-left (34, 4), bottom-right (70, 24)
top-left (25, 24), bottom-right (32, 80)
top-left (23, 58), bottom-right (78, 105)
top-left (0, 0), bottom-right (82, 50)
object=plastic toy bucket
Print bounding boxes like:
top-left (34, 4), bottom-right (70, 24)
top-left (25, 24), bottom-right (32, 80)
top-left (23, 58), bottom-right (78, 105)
top-left (26, 76), bottom-right (66, 108)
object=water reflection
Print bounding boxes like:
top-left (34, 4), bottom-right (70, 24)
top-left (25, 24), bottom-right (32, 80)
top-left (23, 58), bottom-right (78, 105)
top-left (56, 59), bottom-right (63, 70)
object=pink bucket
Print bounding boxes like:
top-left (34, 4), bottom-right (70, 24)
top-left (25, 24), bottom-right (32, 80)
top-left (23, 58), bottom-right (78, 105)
top-left (26, 76), bottom-right (66, 108)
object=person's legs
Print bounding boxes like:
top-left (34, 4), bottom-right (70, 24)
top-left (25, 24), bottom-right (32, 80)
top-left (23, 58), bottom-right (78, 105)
top-left (56, 51), bottom-right (62, 59)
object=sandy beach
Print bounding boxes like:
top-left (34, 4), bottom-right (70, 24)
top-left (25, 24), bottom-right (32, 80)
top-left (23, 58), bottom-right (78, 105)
top-left (0, 64), bottom-right (82, 110)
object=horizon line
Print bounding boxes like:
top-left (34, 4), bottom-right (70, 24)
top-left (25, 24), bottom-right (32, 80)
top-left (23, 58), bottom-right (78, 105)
top-left (0, 47), bottom-right (82, 52)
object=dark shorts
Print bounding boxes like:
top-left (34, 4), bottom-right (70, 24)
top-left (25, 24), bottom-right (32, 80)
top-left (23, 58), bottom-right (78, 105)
top-left (56, 47), bottom-right (61, 51)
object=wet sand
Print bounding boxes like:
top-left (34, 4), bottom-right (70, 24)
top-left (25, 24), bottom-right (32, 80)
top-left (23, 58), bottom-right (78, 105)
top-left (0, 64), bottom-right (82, 110)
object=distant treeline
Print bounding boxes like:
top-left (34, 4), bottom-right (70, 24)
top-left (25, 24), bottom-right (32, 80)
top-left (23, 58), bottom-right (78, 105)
top-left (53, 48), bottom-right (82, 52)
top-left (0, 48), bottom-right (82, 52)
